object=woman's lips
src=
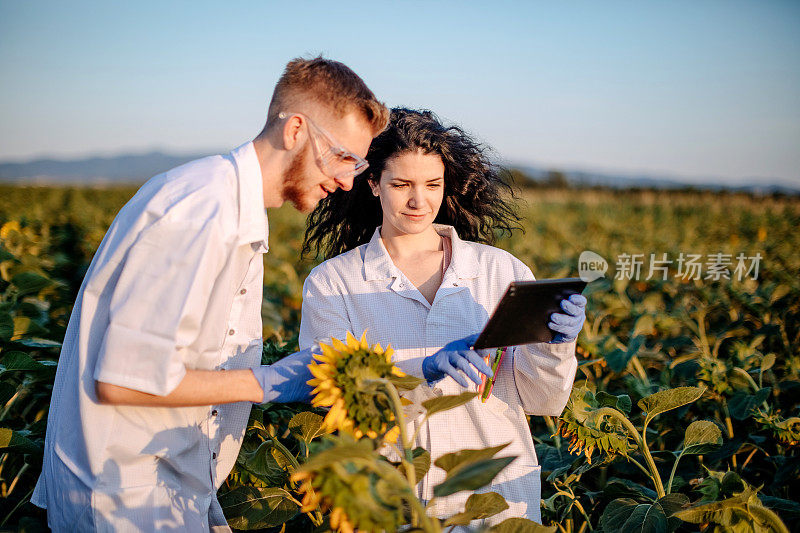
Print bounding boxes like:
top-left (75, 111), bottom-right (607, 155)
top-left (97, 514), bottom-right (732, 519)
top-left (403, 213), bottom-right (428, 220)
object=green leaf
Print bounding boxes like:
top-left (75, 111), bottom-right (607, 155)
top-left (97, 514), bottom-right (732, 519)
top-left (605, 348), bottom-right (632, 373)
top-left (600, 497), bottom-right (678, 533)
top-left (422, 391), bottom-right (479, 418)
top-left (596, 390), bottom-right (633, 415)
top-left (218, 486), bottom-right (299, 530)
top-left (12, 316), bottom-right (49, 338)
top-left (1, 351), bottom-right (46, 372)
top-left (638, 387), bottom-right (705, 426)
top-left (489, 517), bottom-right (557, 532)
top-left (10, 272), bottom-right (53, 296)
top-left (673, 488), bottom-right (752, 525)
top-left (288, 412), bottom-right (326, 444)
top-left (387, 373), bottom-right (426, 391)
top-left (434, 442), bottom-right (510, 474)
top-left (15, 338), bottom-right (62, 349)
top-left (296, 437), bottom-right (376, 473)
top-left (0, 427), bottom-right (42, 454)
top-left (658, 494), bottom-right (690, 531)
top-left (760, 353), bottom-right (776, 373)
top-left (728, 388), bottom-right (771, 420)
top-left (411, 447), bottom-right (431, 482)
top-left (433, 456), bottom-right (516, 497)
top-left (444, 491), bottom-right (509, 526)
top-left (760, 495), bottom-right (800, 522)
top-left (237, 441), bottom-right (287, 486)
top-left (720, 471), bottom-right (745, 495)
top-left (682, 420), bottom-right (723, 455)
top-left (602, 478), bottom-right (658, 501)
top-left (0, 312), bottom-right (13, 342)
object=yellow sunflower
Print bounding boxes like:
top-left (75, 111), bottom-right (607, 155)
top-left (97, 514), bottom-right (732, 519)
top-left (307, 331), bottom-right (404, 442)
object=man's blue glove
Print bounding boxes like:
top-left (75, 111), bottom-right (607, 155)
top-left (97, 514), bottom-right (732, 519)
top-left (422, 333), bottom-right (494, 387)
top-left (547, 294), bottom-right (587, 344)
top-left (251, 347), bottom-right (315, 404)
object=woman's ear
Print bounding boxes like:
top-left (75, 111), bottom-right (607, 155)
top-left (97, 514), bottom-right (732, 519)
top-left (368, 178), bottom-right (380, 197)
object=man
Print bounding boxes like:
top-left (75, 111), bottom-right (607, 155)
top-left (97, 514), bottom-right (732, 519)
top-left (31, 56), bottom-right (389, 532)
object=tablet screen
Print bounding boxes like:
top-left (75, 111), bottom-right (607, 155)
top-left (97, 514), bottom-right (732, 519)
top-left (472, 278), bottom-right (587, 349)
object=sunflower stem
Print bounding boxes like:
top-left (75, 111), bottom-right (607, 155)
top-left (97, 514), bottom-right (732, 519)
top-left (267, 435), bottom-right (324, 526)
top-left (594, 407), bottom-right (665, 498)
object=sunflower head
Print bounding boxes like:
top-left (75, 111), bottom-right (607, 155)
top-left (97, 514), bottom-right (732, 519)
top-left (292, 434), bottom-right (408, 533)
top-left (557, 387), bottom-right (636, 463)
top-left (307, 331), bottom-right (405, 441)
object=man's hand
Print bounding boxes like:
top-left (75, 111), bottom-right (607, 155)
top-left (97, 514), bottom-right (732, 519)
top-left (547, 294), bottom-right (587, 344)
top-left (251, 347), bottom-right (315, 404)
top-left (422, 334), bottom-right (494, 387)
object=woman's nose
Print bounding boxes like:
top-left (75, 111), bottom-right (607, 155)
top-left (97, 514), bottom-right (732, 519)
top-left (407, 187), bottom-right (423, 208)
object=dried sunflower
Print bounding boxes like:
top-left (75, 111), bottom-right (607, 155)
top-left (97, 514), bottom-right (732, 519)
top-left (308, 331), bottom-right (404, 441)
top-left (557, 387), bottom-right (636, 463)
top-left (292, 435), bottom-right (409, 533)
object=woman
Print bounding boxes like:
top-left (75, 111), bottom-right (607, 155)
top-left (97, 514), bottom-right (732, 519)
top-left (299, 108), bottom-right (585, 527)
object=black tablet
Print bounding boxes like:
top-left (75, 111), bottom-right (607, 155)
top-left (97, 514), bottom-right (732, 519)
top-left (472, 278), bottom-right (588, 349)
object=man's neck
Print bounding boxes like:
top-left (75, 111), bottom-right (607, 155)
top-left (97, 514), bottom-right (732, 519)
top-left (252, 136), bottom-right (285, 209)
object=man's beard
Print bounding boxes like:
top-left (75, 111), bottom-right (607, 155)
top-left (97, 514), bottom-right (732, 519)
top-left (282, 143), bottom-right (317, 212)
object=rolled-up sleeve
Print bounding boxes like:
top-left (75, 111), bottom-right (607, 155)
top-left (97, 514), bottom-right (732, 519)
top-left (513, 341), bottom-right (578, 416)
top-left (510, 260), bottom-right (578, 416)
top-left (93, 217), bottom-right (227, 396)
top-left (299, 271), bottom-right (352, 351)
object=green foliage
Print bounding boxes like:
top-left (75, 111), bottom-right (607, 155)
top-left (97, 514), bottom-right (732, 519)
top-left (1, 185), bottom-right (799, 531)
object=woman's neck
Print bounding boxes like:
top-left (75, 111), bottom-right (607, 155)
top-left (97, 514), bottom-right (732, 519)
top-left (379, 224), bottom-right (442, 260)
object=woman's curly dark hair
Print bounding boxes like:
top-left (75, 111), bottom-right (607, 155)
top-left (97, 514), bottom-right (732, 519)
top-left (301, 107), bottom-right (523, 260)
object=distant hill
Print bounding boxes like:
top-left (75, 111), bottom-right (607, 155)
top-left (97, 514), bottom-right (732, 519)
top-left (0, 151), bottom-right (214, 185)
top-left (1, 151), bottom-right (798, 195)
top-left (514, 165), bottom-right (800, 196)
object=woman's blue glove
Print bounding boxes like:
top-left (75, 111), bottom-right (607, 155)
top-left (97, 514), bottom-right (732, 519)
top-left (251, 347), bottom-right (315, 404)
top-left (422, 334), bottom-right (494, 387)
top-left (547, 294), bottom-right (587, 344)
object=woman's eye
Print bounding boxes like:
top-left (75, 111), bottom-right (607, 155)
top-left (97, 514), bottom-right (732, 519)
top-left (428, 183), bottom-right (442, 189)
top-left (391, 183), bottom-right (407, 189)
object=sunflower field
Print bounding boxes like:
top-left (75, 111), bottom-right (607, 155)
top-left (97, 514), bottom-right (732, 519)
top-left (0, 184), bottom-right (798, 532)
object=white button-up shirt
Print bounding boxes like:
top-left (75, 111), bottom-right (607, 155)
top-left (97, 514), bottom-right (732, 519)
top-left (32, 142), bottom-right (268, 532)
top-left (299, 225), bottom-right (577, 528)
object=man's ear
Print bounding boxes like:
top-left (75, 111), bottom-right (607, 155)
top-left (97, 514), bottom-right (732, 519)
top-left (282, 115), bottom-right (305, 150)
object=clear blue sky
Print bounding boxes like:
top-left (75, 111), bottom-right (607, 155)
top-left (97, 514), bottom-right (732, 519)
top-left (1, 0), bottom-right (798, 184)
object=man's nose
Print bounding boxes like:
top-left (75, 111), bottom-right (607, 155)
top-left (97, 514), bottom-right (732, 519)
top-left (335, 175), bottom-right (354, 192)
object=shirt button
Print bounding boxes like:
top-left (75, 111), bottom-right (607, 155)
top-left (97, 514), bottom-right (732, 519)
top-left (228, 329), bottom-right (235, 336)
top-left (211, 410), bottom-right (218, 417)
top-left (454, 283), bottom-right (459, 286)
top-left (239, 288), bottom-right (247, 295)
top-left (212, 452), bottom-right (217, 459)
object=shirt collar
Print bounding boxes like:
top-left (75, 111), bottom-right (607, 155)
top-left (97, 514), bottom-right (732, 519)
top-left (230, 142), bottom-right (269, 250)
top-left (363, 224), bottom-right (479, 281)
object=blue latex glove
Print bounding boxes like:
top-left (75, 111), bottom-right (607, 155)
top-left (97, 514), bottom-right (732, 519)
top-left (251, 347), bottom-right (315, 404)
top-left (422, 334), bottom-right (494, 387)
top-left (547, 294), bottom-right (587, 344)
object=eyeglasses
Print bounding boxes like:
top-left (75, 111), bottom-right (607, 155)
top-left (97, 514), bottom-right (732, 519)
top-left (278, 111), bottom-right (369, 182)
